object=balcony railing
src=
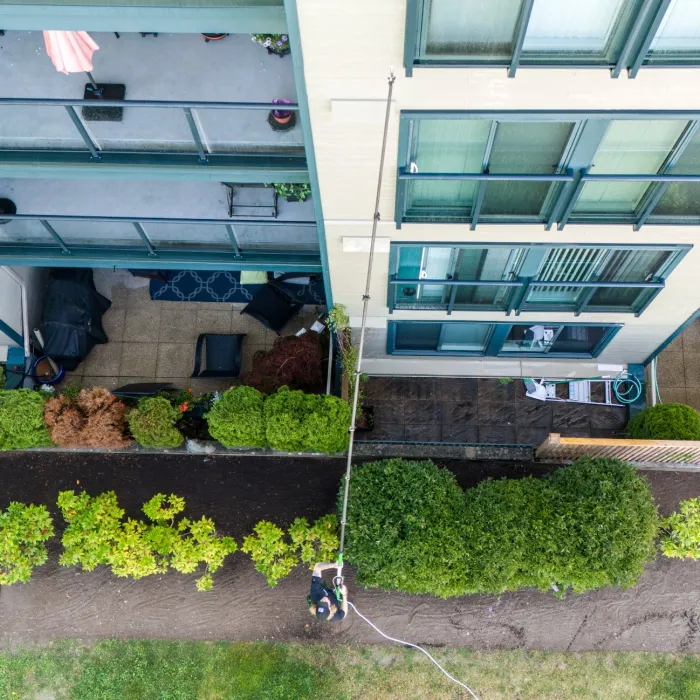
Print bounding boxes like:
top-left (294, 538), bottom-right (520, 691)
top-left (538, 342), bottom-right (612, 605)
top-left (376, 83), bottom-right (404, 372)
top-left (0, 97), bottom-right (303, 161)
top-left (0, 213), bottom-right (320, 271)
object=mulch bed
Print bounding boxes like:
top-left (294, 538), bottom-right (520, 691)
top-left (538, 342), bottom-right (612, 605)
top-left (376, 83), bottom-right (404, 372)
top-left (0, 452), bottom-right (698, 652)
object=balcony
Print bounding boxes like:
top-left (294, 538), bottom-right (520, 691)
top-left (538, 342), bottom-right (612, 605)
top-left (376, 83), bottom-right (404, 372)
top-left (0, 31), bottom-right (304, 177)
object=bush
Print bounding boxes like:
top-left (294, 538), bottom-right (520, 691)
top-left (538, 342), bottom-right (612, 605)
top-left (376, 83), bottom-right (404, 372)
top-left (0, 502), bottom-right (54, 584)
top-left (57, 491), bottom-right (237, 591)
top-left (44, 387), bottom-right (130, 448)
top-left (264, 388), bottom-right (350, 453)
top-left (127, 397), bottom-right (183, 448)
top-left (627, 403), bottom-right (700, 440)
top-left (660, 497), bottom-right (700, 560)
top-left (206, 386), bottom-right (266, 448)
top-left (0, 389), bottom-right (51, 450)
top-left (343, 457), bottom-right (659, 598)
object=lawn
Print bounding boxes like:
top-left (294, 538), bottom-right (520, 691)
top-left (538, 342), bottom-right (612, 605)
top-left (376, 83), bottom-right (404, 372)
top-left (0, 640), bottom-right (699, 700)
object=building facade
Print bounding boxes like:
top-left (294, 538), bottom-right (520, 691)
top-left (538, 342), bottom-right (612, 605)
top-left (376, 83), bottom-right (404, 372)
top-left (297, 0), bottom-right (700, 379)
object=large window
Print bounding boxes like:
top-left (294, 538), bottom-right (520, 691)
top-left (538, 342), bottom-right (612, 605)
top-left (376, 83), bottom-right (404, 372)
top-left (389, 243), bottom-right (688, 315)
top-left (406, 0), bottom-right (700, 76)
top-left (396, 113), bottom-right (700, 228)
top-left (388, 321), bottom-right (621, 358)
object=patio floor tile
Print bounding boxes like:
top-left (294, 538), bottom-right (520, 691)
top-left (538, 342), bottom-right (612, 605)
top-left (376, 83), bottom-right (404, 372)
top-left (159, 305), bottom-right (199, 343)
top-left (102, 308), bottom-right (126, 342)
top-left (82, 342), bottom-right (123, 377)
top-left (120, 342), bottom-right (158, 377)
top-left (123, 307), bottom-right (160, 343)
top-left (405, 424), bottom-right (442, 442)
top-left (157, 343), bottom-right (196, 379)
top-left (196, 307), bottom-right (232, 336)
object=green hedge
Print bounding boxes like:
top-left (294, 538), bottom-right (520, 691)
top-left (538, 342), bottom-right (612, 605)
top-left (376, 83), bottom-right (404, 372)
top-left (343, 457), bottom-right (659, 598)
top-left (206, 386), bottom-right (266, 448)
top-left (127, 397), bottom-right (184, 448)
top-left (627, 403), bottom-right (700, 441)
top-left (0, 389), bottom-right (51, 450)
top-left (264, 388), bottom-right (350, 453)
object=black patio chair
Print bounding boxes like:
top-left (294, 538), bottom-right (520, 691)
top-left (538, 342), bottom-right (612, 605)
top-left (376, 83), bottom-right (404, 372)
top-left (191, 333), bottom-right (245, 378)
top-left (240, 273), bottom-right (320, 334)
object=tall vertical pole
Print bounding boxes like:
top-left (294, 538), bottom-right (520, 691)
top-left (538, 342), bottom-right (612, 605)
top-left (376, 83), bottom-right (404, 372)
top-left (336, 71), bottom-right (395, 582)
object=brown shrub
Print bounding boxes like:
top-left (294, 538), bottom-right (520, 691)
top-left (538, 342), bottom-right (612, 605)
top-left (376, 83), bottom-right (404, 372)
top-left (44, 387), bottom-right (131, 448)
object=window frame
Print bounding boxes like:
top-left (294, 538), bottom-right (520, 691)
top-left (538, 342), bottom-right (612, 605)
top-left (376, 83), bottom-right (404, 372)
top-left (396, 111), bottom-right (700, 229)
top-left (387, 320), bottom-right (622, 358)
top-left (388, 242), bottom-right (689, 316)
top-left (404, 0), bottom-right (697, 78)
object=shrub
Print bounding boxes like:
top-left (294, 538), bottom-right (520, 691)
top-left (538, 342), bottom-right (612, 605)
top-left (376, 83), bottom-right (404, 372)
top-left (0, 502), bottom-right (54, 584)
top-left (627, 403), bottom-right (700, 441)
top-left (289, 514), bottom-right (339, 568)
top-left (264, 388), bottom-right (350, 453)
top-left (241, 332), bottom-right (324, 394)
top-left (241, 521), bottom-right (297, 587)
top-left (206, 386), bottom-right (266, 448)
top-left (44, 387), bottom-right (130, 448)
top-left (343, 457), bottom-right (659, 598)
top-left (660, 497), bottom-right (700, 560)
top-left (0, 389), bottom-right (51, 450)
top-left (127, 397), bottom-right (183, 448)
top-left (57, 490), bottom-right (237, 590)
top-left (342, 459), bottom-right (469, 598)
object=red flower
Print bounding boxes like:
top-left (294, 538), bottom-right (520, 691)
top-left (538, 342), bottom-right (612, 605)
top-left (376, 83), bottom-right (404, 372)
top-left (179, 402), bottom-right (188, 413)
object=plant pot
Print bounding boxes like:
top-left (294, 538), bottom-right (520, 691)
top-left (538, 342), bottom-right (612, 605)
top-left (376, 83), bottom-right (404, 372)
top-left (0, 198), bottom-right (16, 225)
top-left (267, 110), bottom-right (296, 132)
top-left (266, 46), bottom-right (291, 58)
top-left (355, 405), bottom-right (375, 432)
top-left (201, 33), bottom-right (228, 42)
top-left (32, 356), bottom-right (64, 384)
top-left (285, 194), bottom-right (309, 203)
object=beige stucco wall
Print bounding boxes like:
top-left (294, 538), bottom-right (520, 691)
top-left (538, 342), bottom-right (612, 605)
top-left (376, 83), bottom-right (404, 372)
top-left (296, 0), bottom-right (700, 377)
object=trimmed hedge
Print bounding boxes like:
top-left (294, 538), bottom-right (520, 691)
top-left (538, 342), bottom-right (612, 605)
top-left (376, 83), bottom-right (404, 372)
top-left (127, 397), bottom-right (184, 448)
top-left (0, 389), bottom-right (51, 450)
top-left (627, 403), bottom-right (700, 441)
top-left (206, 386), bottom-right (266, 448)
top-left (343, 457), bottom-right (659, 598)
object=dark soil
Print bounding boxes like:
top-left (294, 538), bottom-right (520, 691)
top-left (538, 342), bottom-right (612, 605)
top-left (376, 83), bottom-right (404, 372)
top-left (0, 453), bottom-right (699, 652)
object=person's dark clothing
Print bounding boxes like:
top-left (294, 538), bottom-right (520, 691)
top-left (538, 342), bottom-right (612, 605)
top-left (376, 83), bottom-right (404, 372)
top-left (309, 575), bottom-right (345, 621)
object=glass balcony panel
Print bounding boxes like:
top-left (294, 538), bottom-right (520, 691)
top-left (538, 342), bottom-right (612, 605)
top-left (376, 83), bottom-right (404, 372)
top-left (653, 129), bottom-right (700, 216)
top-left (549, 325), bottom-right (609, 354)
top-left (47, 220), bottom-right (146, 247)
top-left (648, 0), bottom-right (700, 61)
top-left (522, 284), bottom-right (584, 309)
top-left (438, 323), bottom-right (492, 352)
top-left (587, 286), bottom-right (651, 310)
top-left (453, 285), bottom-right (515, 310)
top-left (395, 323), bottom-right (442, 351)
top-left (0, 219), bottom-right (53, 244)
top-left (131, 223), bottom-right (232, 249)
top-left (0, 105), bottom-right (87, 151)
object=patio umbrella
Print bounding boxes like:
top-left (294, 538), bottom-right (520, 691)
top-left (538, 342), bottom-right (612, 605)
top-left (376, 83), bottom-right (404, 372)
top-left (43, 30), bottom-right (103, 96)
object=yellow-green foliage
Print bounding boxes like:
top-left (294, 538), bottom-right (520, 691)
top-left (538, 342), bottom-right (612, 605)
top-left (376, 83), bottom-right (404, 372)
top-left (0, 502), bottom-right (54, 584)
top-left (660, 497), bottom-right (700, 560)
top-left (0, 389), bottom-right (51, 450)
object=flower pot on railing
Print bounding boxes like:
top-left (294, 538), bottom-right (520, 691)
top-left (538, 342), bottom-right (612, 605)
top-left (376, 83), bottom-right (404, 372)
top-left (272, 183), bottom-right (311, 203)
top-left (201, 33), bottom-right (228, 42)
top-left (268, 98), bottom-right (296, 132)
top-left (0, 198), bottom-right (16, 225)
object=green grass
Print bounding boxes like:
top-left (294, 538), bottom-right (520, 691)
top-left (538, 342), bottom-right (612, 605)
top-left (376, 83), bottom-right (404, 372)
top-left (0, 640), bottom-right (699, 700)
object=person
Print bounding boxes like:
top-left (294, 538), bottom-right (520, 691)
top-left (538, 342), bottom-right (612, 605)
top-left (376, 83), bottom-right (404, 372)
top-left (308, 562), bottom-right (348, 622)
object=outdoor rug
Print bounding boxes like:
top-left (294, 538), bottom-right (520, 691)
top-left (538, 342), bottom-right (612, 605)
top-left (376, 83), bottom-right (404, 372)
top-left (150, 271), bottom-right (326, 304)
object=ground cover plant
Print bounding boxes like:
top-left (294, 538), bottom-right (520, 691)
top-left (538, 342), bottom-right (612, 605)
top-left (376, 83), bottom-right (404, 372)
top-left (0, 389), bottom-right (51, 450)
top-left (44, 387), bottom-right (130, 448)
top-left (343, 457), bottom-right (660, 598)
top-left (57, 491), bottom-right (236, 591)
top-left (627, 402), bottom-right (700, 440)
top-left (660, 496), bottom-right (700, 560)
top-left (127, 396), bottom-right (184, 448)
top-left (0, 502), bottom-right (54, 584)
top-left (1, 640), bottom-right (699, 700)
top-left (206, 386), bottom-right (267, 447)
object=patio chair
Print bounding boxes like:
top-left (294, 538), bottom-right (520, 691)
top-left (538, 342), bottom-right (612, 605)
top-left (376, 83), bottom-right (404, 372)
top-left (191, 333), bottom-right (245, 378)
top-left (240, 273), bottom-right (319, 334)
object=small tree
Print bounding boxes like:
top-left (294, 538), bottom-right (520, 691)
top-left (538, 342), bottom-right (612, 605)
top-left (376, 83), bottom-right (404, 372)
top-left (627, 403), bottom-right (700, 441)
top-left (206, 386), bottom-right (267, 448)
top-left (241, 521), bottom-right (297, 587)
top-left (660, 497), bottom-right (700, 560)
top-left (0, 502), bottom-right (54, 585)
top-left (128, 397), bottom-right (184, 448)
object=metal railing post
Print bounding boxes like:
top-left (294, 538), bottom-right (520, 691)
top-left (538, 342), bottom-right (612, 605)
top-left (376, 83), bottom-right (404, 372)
top-left (225, 224), bottom-right (242, 257)
top-left (39, 220), bottom-right (71, 254)
top-left (132, 222), bottom-right (157, 256)
top-left (183, 108), bottom-right (208, 164)
top-left (64, 105), bottom-right (101, 160)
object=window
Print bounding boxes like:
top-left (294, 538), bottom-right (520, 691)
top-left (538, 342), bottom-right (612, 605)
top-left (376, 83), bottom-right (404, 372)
top-left (388, 321), bottom-right (621, 358)
top-left (397, 113), bottom-right (700, 228)
top-left (406, 0), bottom-right (700, 76)
top-left (389, 243), bottom-right (688, 315)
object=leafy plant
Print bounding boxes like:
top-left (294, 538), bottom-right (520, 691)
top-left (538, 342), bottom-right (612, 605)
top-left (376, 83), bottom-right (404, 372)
top-left (57, 490), bottom-right (236, 590)
top-left (0, 389), bottom-right (51, 450)
top-left (660, 497), bottom-right (700, 560)
top-left (272, 183), bottom-right (311, 201)
top-left (0, 502), bottom-right (54, 584)
top-left (206, 386), bottom-right (267, 448)
top-left (241, 521), bottom-right (297, 587)
top-left (326, 304), bottom-right (366, 406)
top-left (627, 403), bottom-right (700, 440)
top-left (241, 332), bottom-right (324, 394)
top-left (343, 457), bottom-right (659, 598)
top-left (44, 387), bottom-right (130, 448)
top-left (127, 397), bottom-right (184, 448)
top-left (0, 365), bottom-right (4, 390)
top-left (498, 377), bottom-right (513, 386)
top-left (264, 388), bottom-right (350, 453)
top-left (289, 514), bottom-right (338, 568)
top-left (251, 33), bottom-right (289, 53)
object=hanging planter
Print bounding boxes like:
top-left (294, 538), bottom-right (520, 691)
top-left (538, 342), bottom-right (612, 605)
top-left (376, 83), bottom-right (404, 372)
top-left (251, 33), bottom-right (290, 57)
top-left (272, 183), bottom-right (311, 203)
top-left (267, 98), bottom-right (296, 132)
top-left (201, 33), bottom-right (228, 42)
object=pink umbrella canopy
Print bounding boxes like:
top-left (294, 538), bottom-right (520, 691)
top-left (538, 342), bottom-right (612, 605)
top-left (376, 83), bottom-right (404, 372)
top-left (43, 31), bottom-right (99, 75)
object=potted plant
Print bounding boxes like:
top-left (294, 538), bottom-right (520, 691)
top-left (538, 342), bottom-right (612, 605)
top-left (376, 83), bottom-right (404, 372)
top-left (272, 183), bottom-right (311, 203)
top-left (201, 33), bottom-right (228, 42)
top-left (251, 33), bottom-right (290, 57)
top-left (0, 198), bottom-right (16, 225)
top-left (268, 98), bottom-right (296, 131)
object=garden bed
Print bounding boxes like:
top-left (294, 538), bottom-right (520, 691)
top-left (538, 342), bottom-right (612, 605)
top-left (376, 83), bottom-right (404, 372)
top-left (0, 452), bottom-right (699, 652)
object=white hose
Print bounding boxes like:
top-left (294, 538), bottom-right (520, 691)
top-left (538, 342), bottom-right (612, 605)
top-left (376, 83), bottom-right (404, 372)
top-left (348, 601), bottom-right (480, 699)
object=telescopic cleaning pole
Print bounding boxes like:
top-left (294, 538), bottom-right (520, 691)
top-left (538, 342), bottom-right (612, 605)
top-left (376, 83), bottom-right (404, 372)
top-left (335, 70), bottom-right (396, 589)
